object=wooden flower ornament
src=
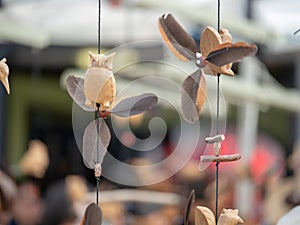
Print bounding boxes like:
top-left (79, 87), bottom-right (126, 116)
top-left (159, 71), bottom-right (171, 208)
top-left (0, 58), bottom-right (10, 94)
top-left (65, 51), bottom-right (158, 173)
top-left (158, 13), bottom-right (257, 123)
top-left (201, 26), bottom-right (234, 76)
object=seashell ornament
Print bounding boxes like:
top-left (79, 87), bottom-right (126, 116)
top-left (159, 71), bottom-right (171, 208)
top-left (84, 51), bottom-right (116, 111)
top-left (0, 58), bottom-right (10, 94)
top-left (195, 207), bottom-right (243, 225)
top-left (158, 13), bottom-right (257, 123)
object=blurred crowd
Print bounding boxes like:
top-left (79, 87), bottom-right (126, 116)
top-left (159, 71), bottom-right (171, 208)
top-left (0, 134), bottom-right (299, 225)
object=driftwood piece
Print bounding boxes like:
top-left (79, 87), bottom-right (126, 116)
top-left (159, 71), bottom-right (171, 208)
top-left (205, 134), bottom-right (225, 156)
top-left (205, 134), bottom-right (225, 144)
top-left (201, 154), bottom-right (241, 163)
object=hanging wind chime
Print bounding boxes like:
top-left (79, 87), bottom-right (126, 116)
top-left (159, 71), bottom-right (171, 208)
top-left (158, 0), bottom-right (258, 224)
top-left (66, 1), bottom-right (158, 224)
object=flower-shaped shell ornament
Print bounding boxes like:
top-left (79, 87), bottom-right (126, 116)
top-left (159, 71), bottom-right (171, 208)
top-left (0, 58), bottom-right (10, 94)
top-left (195, 207), bottom-right (243, 225)
top-left (158, 13), bottom-right (257, 123)
top-left (183, 190), bottom-right (243, 225)
top-left (66, 52), bottom-right (158, 170)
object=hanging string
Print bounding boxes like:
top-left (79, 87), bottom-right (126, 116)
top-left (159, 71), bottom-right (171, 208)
top-left (95, 104), bottom-right (100, 205)
top-left (215, 75), bottom-right (220, 223)
top-left (95, 0), bottom-right (102, 205)
top-left (217, 0), bottom-right (221, 33)
top-left (215, 162), bottom-right (219, 223)
top-left (215, 0), bottom-right (221, 223)
top-left (98, 0), bottom-right (101, 54)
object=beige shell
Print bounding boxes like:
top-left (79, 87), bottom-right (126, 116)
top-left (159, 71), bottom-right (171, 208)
top-left (65, 175), bottom-right (88, 203)
top-left (19, 140), bottom-right (49, 178)
top-left (218, 209), bottom-right (244, 225)
top-left (84, 52), bottom-right (116, 111)
top-left (195, 207), bottom-right (243, 225)
top-left (195, 206), bottom-right (216, 225)
top-left (200, 26), bottom-right (234, 76)
top-left (196, 74), bottom-right (208, 112)
top-left (0, 58), bottom-right (10, 94)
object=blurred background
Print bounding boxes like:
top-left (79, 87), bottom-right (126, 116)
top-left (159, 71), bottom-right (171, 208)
top-left (0, 0), bottom-right (300, 225)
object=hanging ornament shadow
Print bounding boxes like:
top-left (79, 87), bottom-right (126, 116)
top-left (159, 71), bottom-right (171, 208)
top-left (158, 13), bottom-right (257, 123)
top-left (65, 51), bottom-right (158, 173)
top-left (0, 58), bottom-right (10, 94)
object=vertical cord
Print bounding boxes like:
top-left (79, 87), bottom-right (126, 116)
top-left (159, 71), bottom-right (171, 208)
top-left (96, 0), bottom-right (101, 205)
top-left (215, 0), bottom-right (221, 223)
top-left (215, 78), bottom-right (220, 224)
top-left (98, 0), bottom-right (101, 54)
top-left (215, 161), bottom-right (219, 223)
top-left (216, 75), bottom-right (220, 223)
top-left (96, 104), bottom-right (100, 205)
top-left (217, 0), bottom-right (221, 33)
top-left (96, 178), bottom-right (100, 205)
top-left (96, 105), bottom-right (100, 164)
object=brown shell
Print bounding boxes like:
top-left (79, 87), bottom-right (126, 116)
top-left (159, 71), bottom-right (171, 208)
top-left (220, 29), bottom-right (233, 74)
top-left (158, 13), bottom-right (197, 61)
top-left (80, 203), bottom-right (102, 225)
top-left (206, 42), bottom-right (258, 67)
top-left (200, 26), bottom-right (234, 76)
top-left (181, 70), bottom-right (207, 123)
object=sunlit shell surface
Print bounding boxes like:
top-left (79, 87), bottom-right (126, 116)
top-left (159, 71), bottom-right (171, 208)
top-left (84, 52), bottom-right (116, 110)
top-left (0, 58), bottom-right (10, 94)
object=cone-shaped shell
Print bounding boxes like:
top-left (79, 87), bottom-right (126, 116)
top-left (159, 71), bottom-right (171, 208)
top-left (0, 58), bottom-right (10, 94)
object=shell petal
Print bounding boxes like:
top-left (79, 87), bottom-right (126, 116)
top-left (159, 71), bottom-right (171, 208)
top-left (195, 206), bottom-right (216, 225)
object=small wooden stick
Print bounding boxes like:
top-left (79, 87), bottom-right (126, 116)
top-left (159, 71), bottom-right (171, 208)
top-left (214, 142), bottom-right (221, 156)
top-left (201, 154), bottom-right (241, 163)
top-left (205, 134), bottom-right (225, 156)
top-left (205, 134), bottom-right (225, 144)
